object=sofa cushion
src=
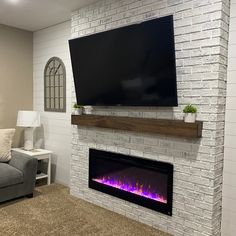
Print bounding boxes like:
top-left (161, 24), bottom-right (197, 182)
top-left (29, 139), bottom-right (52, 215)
top-left (0, 129), bottom-right (15, 162)
top-left (0, 163), bottom-right (23, 188)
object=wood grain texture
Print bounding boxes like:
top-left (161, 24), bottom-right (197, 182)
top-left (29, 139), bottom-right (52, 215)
top-left (71, 115), bottom-right (203, 138)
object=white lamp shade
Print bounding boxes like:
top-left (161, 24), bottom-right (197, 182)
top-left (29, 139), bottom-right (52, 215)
top-left (17, 111), bottom-right (41, 127)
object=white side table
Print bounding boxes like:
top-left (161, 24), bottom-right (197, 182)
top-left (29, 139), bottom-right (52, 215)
top-left (12, 148), bottom-right (52, 185)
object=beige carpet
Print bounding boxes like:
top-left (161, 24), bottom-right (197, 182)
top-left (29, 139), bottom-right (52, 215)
top-left (0, 184), bottom-right (170, 236)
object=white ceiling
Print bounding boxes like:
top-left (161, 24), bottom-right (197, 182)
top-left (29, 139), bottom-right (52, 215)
top-left (0, 0), bottom-right (99, 32)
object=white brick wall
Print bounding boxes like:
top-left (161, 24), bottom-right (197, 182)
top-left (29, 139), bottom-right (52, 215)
top-left (70, 0), bottom-right (230, 235)
top-left (222, 0), bottom-right (236, 235)
top-left (33, 21), bottom-right (72, 186)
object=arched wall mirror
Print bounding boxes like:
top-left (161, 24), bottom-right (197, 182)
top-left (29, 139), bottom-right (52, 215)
top-left (44, 57), bottom-right (66, 112)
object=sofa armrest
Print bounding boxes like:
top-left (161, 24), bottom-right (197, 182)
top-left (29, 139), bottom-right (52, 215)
top-left (9, 151), bottom-right (38, 191)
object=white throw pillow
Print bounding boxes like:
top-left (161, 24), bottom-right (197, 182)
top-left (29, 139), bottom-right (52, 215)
top-left (0, 129), bottom-right (15, 162)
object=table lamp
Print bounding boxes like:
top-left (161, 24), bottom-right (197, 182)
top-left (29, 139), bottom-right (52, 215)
top-left (16, 111), bottom-right (41, 150)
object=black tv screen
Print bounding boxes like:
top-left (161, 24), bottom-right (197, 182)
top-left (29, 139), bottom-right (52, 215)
top-left (69, 15), bottom-right (178, 106)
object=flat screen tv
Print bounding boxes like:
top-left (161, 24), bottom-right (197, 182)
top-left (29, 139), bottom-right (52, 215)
top-left (69, 15), bottom-right (178, 106)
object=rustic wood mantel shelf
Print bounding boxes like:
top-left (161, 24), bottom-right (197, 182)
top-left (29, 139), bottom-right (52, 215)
top-left (71, 114), bottom-right (203, 138)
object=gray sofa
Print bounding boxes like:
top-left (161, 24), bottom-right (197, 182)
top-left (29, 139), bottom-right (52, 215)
top-left (0, 151), bottom-right (38, 203)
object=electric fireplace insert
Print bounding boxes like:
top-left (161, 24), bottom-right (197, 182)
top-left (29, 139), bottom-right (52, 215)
top-left (89, 149), bottom-right (173, 216)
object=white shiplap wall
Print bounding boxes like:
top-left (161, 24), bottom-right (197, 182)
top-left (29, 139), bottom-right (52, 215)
top-left (33, 21), bottom-right (72, 186)
top-left (222, 1), bottom-right (236, 235)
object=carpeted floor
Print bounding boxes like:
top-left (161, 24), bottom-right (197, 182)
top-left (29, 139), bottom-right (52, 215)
top-left (0, 184), bottom-right (170, 236)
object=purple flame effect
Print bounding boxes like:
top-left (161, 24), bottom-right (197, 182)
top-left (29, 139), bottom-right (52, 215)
top-left (93, 176), bottom-right (167, 204)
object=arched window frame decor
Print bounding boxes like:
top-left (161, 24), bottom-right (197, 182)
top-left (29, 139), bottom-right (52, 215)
top-left (44, 57), bottom-right (66, 112)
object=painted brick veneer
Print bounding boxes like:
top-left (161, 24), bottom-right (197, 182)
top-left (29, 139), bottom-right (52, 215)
top-left (70, 0), bottom-right (230, 235)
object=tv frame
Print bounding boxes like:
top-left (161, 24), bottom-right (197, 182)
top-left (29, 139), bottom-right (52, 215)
top-left (69, 15), bottom-right (178, 107)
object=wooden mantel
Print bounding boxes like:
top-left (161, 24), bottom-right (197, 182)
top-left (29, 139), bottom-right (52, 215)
top-left (71, 114), bottom-right (203, 138)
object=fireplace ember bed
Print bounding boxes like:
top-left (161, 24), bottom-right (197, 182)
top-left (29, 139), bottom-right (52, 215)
top-left (89, 149), bottom-right (173, 216)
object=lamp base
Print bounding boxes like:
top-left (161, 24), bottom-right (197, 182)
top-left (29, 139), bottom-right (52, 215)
top-left (24, 127), bottom-right (34, 151)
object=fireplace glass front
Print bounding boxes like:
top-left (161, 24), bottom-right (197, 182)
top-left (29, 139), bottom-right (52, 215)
top-left (89, 149), bottom-right (173, 215)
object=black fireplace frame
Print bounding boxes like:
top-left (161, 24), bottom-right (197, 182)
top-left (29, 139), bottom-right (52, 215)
top-left (89, 149), bottom-right (173, 216)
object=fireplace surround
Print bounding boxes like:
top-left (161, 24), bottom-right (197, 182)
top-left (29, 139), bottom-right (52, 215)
top-left (89, 149), bottom-right (173, 216)
top-left (70, 0), bottom-right (229, 234)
